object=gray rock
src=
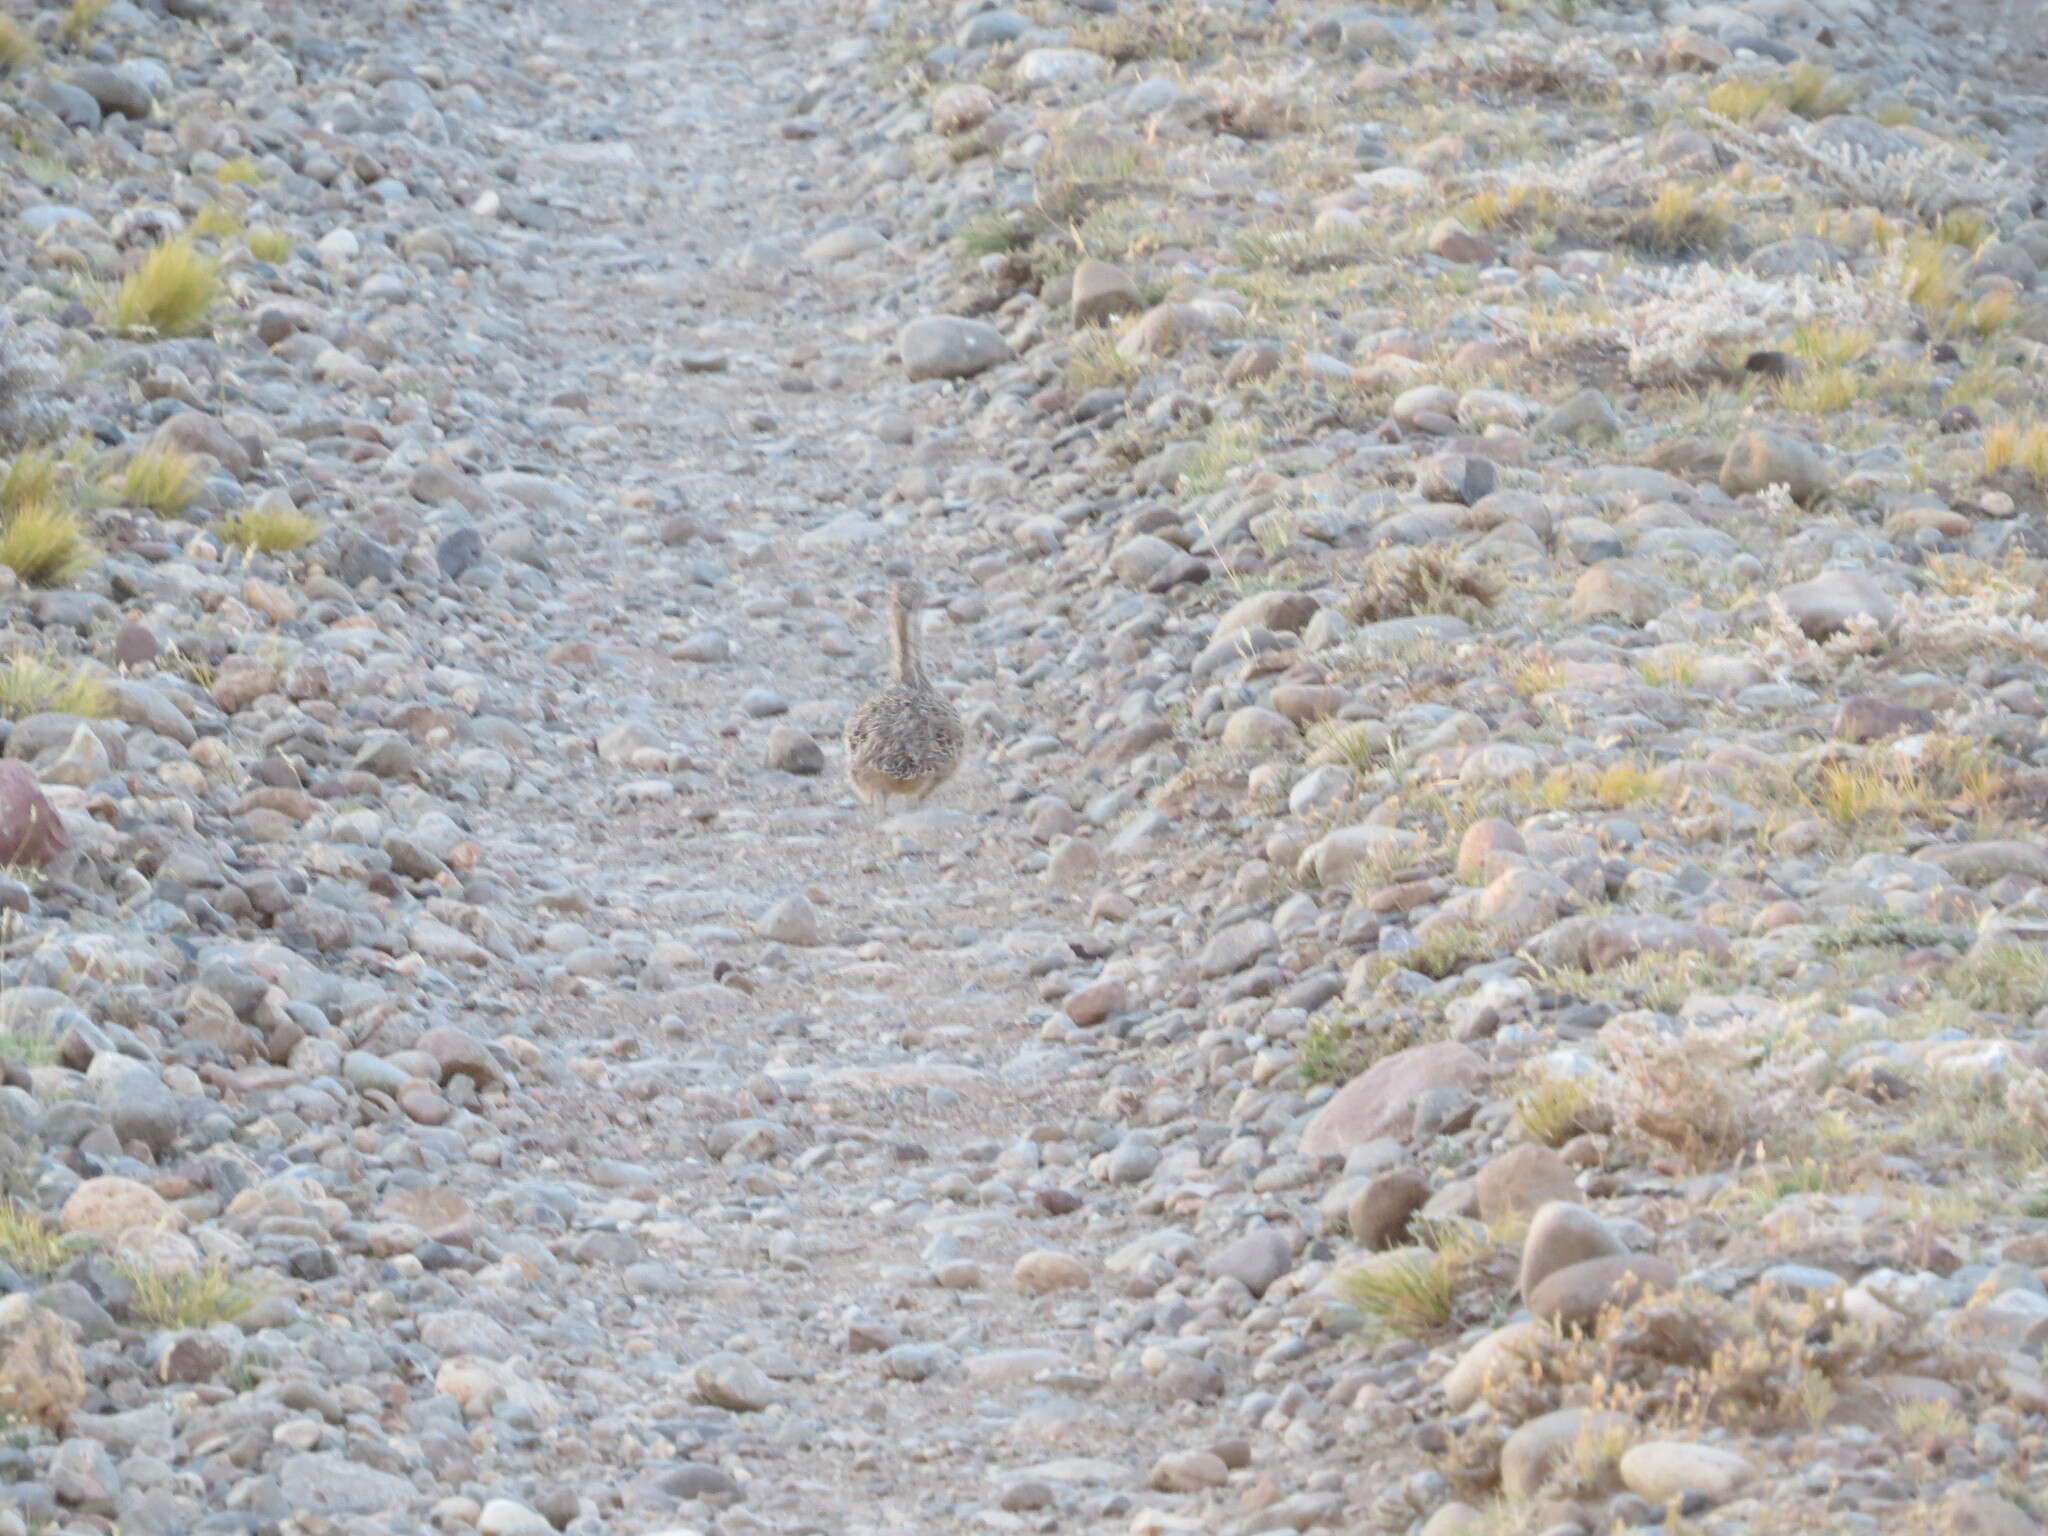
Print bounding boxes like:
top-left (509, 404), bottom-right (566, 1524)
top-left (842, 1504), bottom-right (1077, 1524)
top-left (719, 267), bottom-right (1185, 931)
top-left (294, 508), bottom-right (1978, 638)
top-left (1203, 1227), bottom-right (1291, 1297)
top-left (899, 316), bottom-right (1014, 381)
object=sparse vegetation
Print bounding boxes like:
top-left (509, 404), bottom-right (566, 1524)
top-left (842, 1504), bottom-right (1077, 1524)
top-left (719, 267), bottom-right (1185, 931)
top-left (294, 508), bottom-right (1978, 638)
top-left (0, 17), bottom-right (35, 74)
top-left (0, 500), bottom-right (97, 586)
top-left (245, 227), bottom-right (294, 264)
top-left (215, 505), bottom-right (320, 554)
top-left (119, 1259), bottom-right (255, 1328)
top-left (61, 0), bottom-right (112, 45)
top-left (1348, 546), bottom-right (1502, 623)
top-left (0, 651), bottom-right (112, 720)
top-left (1983, 418), bottom-right (2048, 484)
top-left (1630, 183), bottom-right (1730, 256)
top-left (215, 155), bottom-right (265, 185)
top-left (0, 1201), bottom-right (67, 1274)
top-left (112, 446), bottom-right (201, 516)
top-left (1340, 1245), bottom-right (1458, 1337)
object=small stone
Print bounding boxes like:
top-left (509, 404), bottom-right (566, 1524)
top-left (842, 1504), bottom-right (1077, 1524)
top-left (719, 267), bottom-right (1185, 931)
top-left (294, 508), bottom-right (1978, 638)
top-left (899, 316), bottom-right (1014, 381)
top-left (694, 1352), bottom-right (779, 1412)
top-left (1013, 1250), bottom-right (1090, 1295)
top-left (1721, 429), bottom-right (1831, 504)
top-left (1776, 570), bottom-right (1896, 641)
top-left (0, 1295), bottom-right (85, 1428)
top-left (1519, 1200), bottom-right (1625, 1299)
top-left (1500, 1407), bottom-right (1636, 1498)
top-left (1301, 1043), bottom-right (1485, 1154)
top-left (1064, 976), bottom-right (1128, 1027)
top-left (1416, 452), bottom-right (1496, 505)
top-left (478, 1499), bottom-right (556, 1536)
top-left (0, 762), bottom-right (70, 867)
top-left (1618, 1441), bottom-right (1754, 1504)
top-left (1528, 1254), bottom-right (1678, 1331)
top-left (1442, 1319), bottom-right (1550, 1413)
top-left (1150, 1450), bottom-right (1229, 1492)
top-left (1348, 1167), bottom-right (1430, 1250)
top-left (757, 894), bottom-right (825, 946)
top-left (1476, 1145), bottom-right (1578, 1223)
top-left (1203, 1227), bottom-right (1291, 1297)
top-left (1456, 818), bottom-right (1525, 883)
top-left (60, 1176), bottom-right (171, 1238)
top-left (765, 727), bottom-right (824, 775)
top-left (1834, 695), bottom-right (1936, 743)
top-left (1570, 563), bottom-right (1663, 626)
top-left (1071, 259), bottom-right (1142, 325)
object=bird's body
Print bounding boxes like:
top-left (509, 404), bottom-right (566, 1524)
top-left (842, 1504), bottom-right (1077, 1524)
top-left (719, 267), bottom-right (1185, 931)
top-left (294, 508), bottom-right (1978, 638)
top-left (843, 578), bottom-right (963, 812)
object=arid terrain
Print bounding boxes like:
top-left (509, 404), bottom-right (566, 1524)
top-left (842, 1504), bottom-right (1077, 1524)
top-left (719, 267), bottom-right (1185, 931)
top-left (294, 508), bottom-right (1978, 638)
top-left (1, 0), bottom-right (2048, 1534)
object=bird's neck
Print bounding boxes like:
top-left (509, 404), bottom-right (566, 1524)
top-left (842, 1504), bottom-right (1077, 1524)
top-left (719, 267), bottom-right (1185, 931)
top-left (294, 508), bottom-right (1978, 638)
top-left (889, 604), bottom-right (928, 688)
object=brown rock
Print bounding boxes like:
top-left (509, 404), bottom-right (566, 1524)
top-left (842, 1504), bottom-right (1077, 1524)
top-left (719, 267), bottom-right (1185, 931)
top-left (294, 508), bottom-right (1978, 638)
top-left (0, 1296), bottom-right (85, 1429)
top-left (1500, 1407), bottom-right (1635, 1499)
top-left (1070, 259), bottom-right (1142, 326)
top-left (1528, 1254), bottom-right (1678, 1331)
top-left (1064, 976), bottom-right (1128, 1027)
top-left (0, 762), bottom-right (69, 868)
top-left (1569, 563), bottom-right (1663, 626)
top-left (1834, 695), bottom-right (1936, 743)
top-left (1456, 818), bottom-right (1525, 883)
top-left (1224, 340), bottom-right (1284, 383)
top-left (60, 1176), bottom-right (173, 1238)
top-left (1347, 1167), bottom-right (1431, 1249)
top-left (1428, 220), bottom-right (1496, 265)
top-left (1476, 1145), bottom-right (1578, 1224)
top-left (417, 1024), bottom-right (502, 1087)
top-left (1300, 1043), bottom-right (1485, 1154)
top-left (1519, 1200), bottom-right (1625, 1299)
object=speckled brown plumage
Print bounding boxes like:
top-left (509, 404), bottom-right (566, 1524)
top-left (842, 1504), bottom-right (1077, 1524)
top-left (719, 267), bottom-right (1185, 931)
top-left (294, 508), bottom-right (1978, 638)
top-left (843, 578), bottom-right (963, 810)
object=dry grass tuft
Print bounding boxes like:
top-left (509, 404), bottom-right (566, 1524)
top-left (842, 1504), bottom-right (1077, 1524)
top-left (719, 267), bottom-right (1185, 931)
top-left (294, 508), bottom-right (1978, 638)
top-left (1630, 183), bottom-right (1730, 256)
top-left (0, 17), bottom-right (35, 74)
top-left (113, 238), bottom-right (220, 338)
top-left (245, 227), bottom-right (293, 264)
top-left (0, 500), bottom-right (98, 586)
top-left (215, 506), bottom-right (320, 554)
top-left (0, 448), bottom-right (60, 514)
top-left (114, 446), bottom-right (201, 516)
top-left (61, 0), bottom-right (111, 45)
top-left (1982, 418), bottom-right (2048, 484)
top-left (0, 651), bottom-right (112, 720)
top-left (0, 1201), bottom-right (67, 1275)
top-left (1349, 546), bottom-right (1502, 623)
top-left (119, 1259), bottom-right (255, 1328)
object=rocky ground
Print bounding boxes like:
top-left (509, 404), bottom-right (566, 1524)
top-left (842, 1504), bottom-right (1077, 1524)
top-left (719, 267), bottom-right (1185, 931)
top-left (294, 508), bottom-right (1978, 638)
top-left (1, 0), bottom-right (2047, 1534)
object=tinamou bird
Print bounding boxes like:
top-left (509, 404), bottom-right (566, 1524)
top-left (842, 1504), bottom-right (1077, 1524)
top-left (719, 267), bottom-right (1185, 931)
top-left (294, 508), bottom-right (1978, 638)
top-left (842, 577), bottom-right (963, 815)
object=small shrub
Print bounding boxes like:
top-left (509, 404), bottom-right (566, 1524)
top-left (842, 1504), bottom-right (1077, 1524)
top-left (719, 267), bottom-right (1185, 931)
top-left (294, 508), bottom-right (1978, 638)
top-left (1705, 78), bottom-right (1777, 121)
top-left (0, 651), bottom-right (111, 720)
top-left (0, 17), bottom-right (35, 74)
top-left (1066, 327), bottom-right (1138, 389)
top-left (1898, 233), bottom-right (1962, 314)
top-left (1779, 62), bottom-right (1853, 119)
top-left (1983, 419), bottom-right (2048, 483)
top-left (0, 1201), bottom-right (66, 1275)
top-left (1340, 1247), bottom-right (1456, 1336)
top-left (1300, 1014), bottom-right (1360, 1084)
top-left (1515, 1072), bottom-right (1596, 1147)
top-left (0, 447), bottom-right (60, 513)
top-left (1180, 420), bottom-right (1262, 496)
top-left (113, 446), bottom-right (200, 515)
top-left (1349, 546), bottom-right (1502, 623)
top-left (244, 227), bottom-right (293, 264)
top-left (215, 506), bottom-right (319, 553)
top-left (119, 1259), bottom-right (254, 1328)
top-left (189, 204), bottom-right (243, 241)
top-left (1631, 183), bottom-right (1729, 256)
top-left (1951, 289), bottom-right (2019, 339)
top-left (1788, 321), bottom-right (1873, 368)
top-left (113, 238), bottom-right (220, 338)
top-left (1943, 944), bottom-right (2048, 1015)
top-left (60, 0), bottom-right (111, 45)
top-left (1774, 364), bottom-right (1863, 414)
top-left (1511, 656), bottom-right (1566, 697)
top-left (214, 156), bottom-right (264, 185)
top-left (1388, 920), bottom-right (1492, 981)
top-left (1935, 209), bottom-right (1992, 251)
top-left (957, 211), bottom-right (1031, 257)
top-left (0, 500), bottom-right (97, 586)
top-left (1602, 1013), bottom-right (1770, 1167)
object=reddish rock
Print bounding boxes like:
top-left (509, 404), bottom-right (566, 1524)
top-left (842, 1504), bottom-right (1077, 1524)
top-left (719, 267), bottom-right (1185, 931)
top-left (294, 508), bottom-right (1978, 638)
top-left (1300, 1043), bottom-right (1486, 1154)
top-left (0, 763), bottom-right (69, 867)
